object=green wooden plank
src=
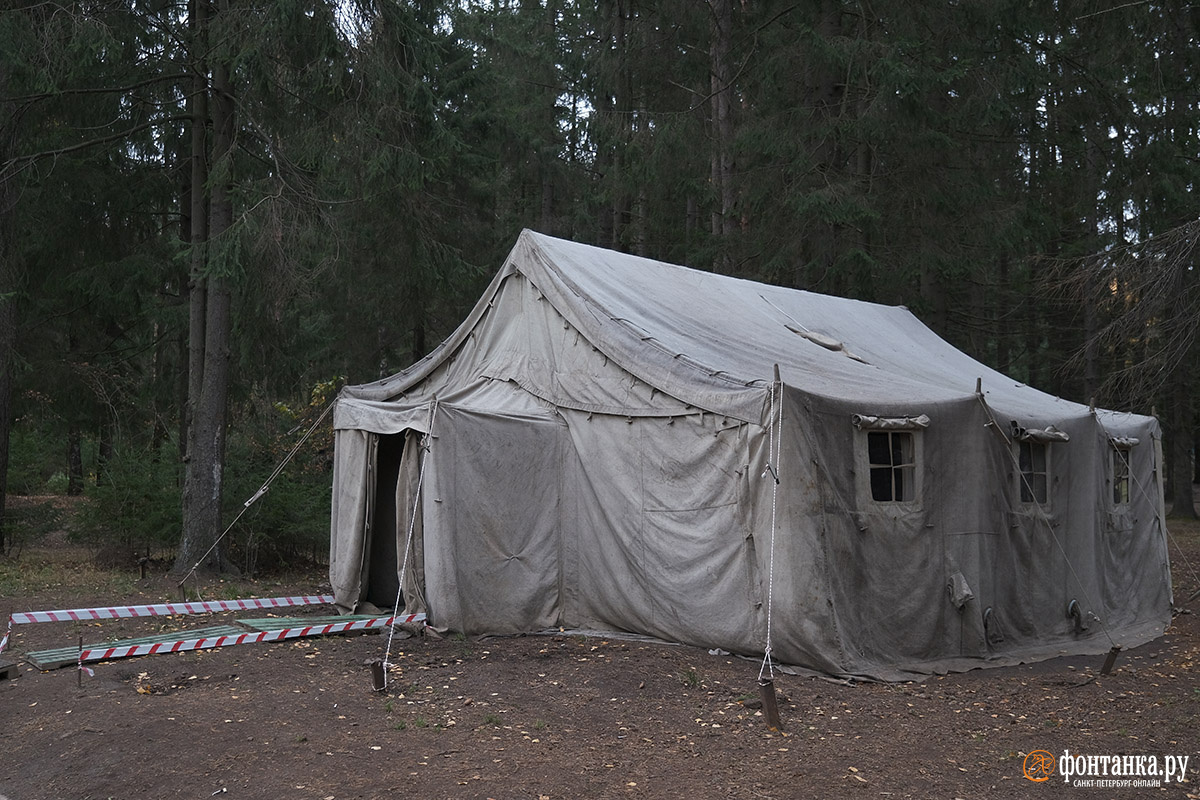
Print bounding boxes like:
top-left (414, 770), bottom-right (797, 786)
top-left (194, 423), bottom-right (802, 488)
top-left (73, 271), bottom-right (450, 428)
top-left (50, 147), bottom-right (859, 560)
top-left (25, 625), bottom-right (247, 670)
top-left (235, 614), bottom-right (378, 632)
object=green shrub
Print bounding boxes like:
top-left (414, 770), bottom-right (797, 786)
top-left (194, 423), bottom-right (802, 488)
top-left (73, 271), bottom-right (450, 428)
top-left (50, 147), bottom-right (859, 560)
top-left (72, 442), bottom-right (181, 559)
top-left (8, 425), bottom-right (65, 496)
top-left (0, 500), bottom-right (64, 556)
top-left (221, 421), bottom-right (331, 575)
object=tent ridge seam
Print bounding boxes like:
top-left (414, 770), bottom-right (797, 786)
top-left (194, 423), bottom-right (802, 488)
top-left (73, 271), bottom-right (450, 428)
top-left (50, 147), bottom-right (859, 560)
top-left (499, 374), bottom-right (708, 420)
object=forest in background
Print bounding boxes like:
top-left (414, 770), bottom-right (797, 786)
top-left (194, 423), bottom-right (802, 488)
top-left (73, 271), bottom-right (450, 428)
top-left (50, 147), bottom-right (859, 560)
top-left (1, 0), bottom-right (1198, 571)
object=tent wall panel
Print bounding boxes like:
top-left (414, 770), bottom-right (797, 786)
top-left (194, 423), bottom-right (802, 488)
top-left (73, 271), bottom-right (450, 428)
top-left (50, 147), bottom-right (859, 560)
top-left (422, 406), bottom-right (566, 634)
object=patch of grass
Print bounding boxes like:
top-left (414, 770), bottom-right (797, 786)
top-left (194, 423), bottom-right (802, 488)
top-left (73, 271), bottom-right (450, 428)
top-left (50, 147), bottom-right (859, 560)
top-left (452, 631), bottom-right (474, 657)
top-left (384, 699), bottom-right (395, 713)
top-left (414, 716), bottom-right (428, 729)
top-left (483, 713), bottom-right (502, 726)
top-left (106, 573), bottom-right (139, 597)
top-left (0, 553), bottom-right (139, 598)
top-left (534, 719), bottom-right (547, 731)
top-left (394, 720), bottom-right (407, 731)
top-left (294, 734), bottom-right (307, 743)
top-left (0, 560), bottom-right (58, 596)
top-left (678, 667), bottom-right (700, 689)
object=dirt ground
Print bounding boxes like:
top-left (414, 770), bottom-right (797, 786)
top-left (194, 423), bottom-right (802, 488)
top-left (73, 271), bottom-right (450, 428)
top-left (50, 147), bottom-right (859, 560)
top-left (1, 519), bottom-right (1198, 800)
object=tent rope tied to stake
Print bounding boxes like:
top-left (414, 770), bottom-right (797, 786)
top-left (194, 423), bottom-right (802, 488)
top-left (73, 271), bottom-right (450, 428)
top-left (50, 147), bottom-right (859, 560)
top-left (757, 367), bottom-right (784, 731)
top-left (381, 399), bottom-right (440, 689)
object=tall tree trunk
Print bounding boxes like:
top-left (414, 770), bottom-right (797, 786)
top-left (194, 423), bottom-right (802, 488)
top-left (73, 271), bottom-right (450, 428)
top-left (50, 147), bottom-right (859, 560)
top-left (0, 64), bottom-right (19, 556)
top-left (994, 253), bottom-right (1010, 375)
top-left (0, 190), bottom-right (14, 555)
top-left (708, 0), bottom-right (733, 268)
top-left (67, 425), bottom-right (84, 496)
top-left (610, 0), bottom-right (633, 252)
top-left (1168, 363), bottom-right (1197, 517)
top-left (97, 416), bottom-right (113, 487)
top-left (183, 0), bottom-right (208, 466)
top-left (176, 0), bottom-right (236, 575)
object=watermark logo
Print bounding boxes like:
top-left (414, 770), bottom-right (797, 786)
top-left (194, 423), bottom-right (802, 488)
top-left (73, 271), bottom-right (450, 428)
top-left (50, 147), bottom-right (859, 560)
top-left (1022, 749), bottom-right (1191, 788)
top-left (1023, 750), bottom-right (1056, 782)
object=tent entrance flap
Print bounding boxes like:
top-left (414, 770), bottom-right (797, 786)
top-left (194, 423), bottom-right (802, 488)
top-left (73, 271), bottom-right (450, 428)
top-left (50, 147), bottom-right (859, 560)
top-left (363, 430), bottom-right (426, 613)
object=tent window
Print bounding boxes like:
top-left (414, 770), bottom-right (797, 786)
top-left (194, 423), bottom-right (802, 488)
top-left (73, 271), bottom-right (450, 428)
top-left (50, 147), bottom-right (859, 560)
top-left (1113, 445), bottom-right (1131, 506)
top-left (867, 431), bottom-right (916, 502)
top-left (1018, 441), bottom-right (1049, 505)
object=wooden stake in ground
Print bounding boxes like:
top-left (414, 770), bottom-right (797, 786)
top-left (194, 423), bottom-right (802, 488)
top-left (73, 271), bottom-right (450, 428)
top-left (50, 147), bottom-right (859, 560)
top-left (758, 678), bottom-right (782, 731)
top-left (1100, 644), bottom-right (1122, 675)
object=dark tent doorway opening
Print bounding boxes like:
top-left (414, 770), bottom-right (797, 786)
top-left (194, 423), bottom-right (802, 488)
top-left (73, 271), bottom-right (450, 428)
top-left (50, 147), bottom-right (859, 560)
top-left (366, 432), bottom-right (408, 610)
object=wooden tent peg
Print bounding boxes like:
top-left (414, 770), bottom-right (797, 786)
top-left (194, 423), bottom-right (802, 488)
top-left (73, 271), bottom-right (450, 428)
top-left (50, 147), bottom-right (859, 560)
top-left (758, 678), bottom-right (783, 731)
top-left (370, 659), bottom-right (386, 692)
top-left (1100, 644), bottom-right (1122, 675)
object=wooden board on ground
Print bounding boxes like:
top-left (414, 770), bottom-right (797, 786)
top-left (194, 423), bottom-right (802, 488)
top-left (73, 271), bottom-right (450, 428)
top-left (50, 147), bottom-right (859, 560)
top-left (24, 625), bottom-right (248, 670)
top-left (235, 615), bottom-right (382, 632)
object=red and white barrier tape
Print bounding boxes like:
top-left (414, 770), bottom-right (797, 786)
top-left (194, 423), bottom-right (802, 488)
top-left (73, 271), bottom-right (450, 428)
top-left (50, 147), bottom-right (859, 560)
top-left (9, 594), bottom-right (334, 625)
top-left (76, 613), bottom-right (426, 664)
top-left (0, 594), bottom-right (336, 656)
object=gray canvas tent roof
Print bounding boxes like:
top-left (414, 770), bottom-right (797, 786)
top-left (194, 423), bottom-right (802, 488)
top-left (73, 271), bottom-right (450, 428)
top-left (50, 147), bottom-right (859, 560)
top-left (330, 230), bottom-right (1173, 680)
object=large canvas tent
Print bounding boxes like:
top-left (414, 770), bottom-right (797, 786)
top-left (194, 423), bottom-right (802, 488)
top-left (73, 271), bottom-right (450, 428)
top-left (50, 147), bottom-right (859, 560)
top-left (329, 231), bottom-right (1173, 680)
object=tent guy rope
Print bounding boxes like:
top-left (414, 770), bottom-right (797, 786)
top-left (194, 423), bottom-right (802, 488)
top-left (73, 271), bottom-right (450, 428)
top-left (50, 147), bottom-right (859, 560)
top-left (176, 401), bottom-right (334, 589)
top-left (758, 369), bottom-right (783, 683)
top-left (381, 399), bottom-right (440, 688)
top-left (757, 367), bottom-right (784, 731)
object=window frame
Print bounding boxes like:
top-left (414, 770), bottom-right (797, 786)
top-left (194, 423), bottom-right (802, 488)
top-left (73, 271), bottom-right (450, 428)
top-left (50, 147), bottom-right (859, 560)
top-left (854, 426), bottom-right (924, 509)
top-left (1015, 439), bottom-right (1051, 508)
top-left (1112, 443), bottom-right (1132, 508)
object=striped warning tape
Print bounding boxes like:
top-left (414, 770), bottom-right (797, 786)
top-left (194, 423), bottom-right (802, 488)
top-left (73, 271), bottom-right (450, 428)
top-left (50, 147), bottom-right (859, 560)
top-left (76, 613), bottom-right (426, 664)
top-left (9, 594), bottom-right (335, 625)
top-left (0, 594), bottom-right (335, 656)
